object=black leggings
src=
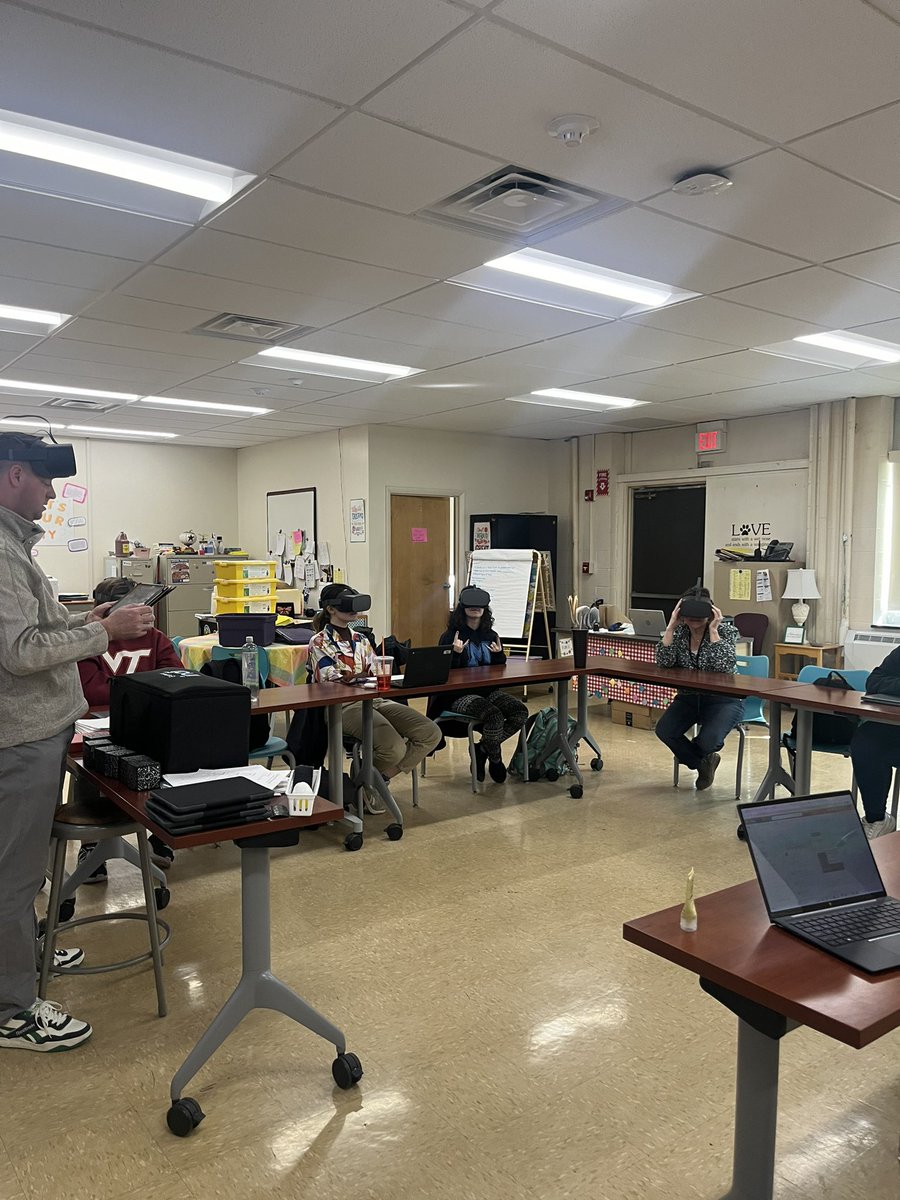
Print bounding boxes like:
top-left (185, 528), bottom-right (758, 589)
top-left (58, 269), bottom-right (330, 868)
top-left (447, 690), bottom-right (528, 761)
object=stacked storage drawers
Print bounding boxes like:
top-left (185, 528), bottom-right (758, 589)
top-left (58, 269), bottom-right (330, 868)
top-left (212, 560), bottom-right (277, 614)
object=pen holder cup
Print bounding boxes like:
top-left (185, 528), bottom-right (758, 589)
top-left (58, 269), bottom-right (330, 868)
top-left (570, 628), bottom-right (588, 669)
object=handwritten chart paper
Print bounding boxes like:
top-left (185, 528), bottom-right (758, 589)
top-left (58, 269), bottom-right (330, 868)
top-left (468, 550), bottom-right (533, 638)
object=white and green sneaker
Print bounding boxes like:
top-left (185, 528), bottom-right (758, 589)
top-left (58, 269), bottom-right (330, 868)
top-left (52, 947), bottom-right (85, 970)
top-left (0, 1000), bottom-right (92, 1051)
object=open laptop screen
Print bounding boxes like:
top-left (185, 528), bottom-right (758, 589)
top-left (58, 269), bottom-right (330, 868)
top-left (740, 793), bottom-right (885, 917)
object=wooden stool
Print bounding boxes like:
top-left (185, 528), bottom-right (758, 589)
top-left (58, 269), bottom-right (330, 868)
top-left (39, 801), bottom-right (170, 1016)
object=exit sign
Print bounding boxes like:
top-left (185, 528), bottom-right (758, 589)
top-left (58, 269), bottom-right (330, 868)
top-left (696, 423), bottom-right (726, 454)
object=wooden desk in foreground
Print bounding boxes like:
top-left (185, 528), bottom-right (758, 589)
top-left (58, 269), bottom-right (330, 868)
top-left (624, 835), bottom-right (900, 1199)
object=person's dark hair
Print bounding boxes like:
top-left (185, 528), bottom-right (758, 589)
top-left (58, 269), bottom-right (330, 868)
top-left (680, 585), bottom-right (711, 602)
top-left (447, 602), bottom-right (494, 637)
top-left (93, 576), bottom-right (136, 604)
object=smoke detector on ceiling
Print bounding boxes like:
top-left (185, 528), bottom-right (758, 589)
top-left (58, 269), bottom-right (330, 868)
top-left (671, 170), bottom-right (733, 196)
top-left (546, 114), bottom-right (599, 147)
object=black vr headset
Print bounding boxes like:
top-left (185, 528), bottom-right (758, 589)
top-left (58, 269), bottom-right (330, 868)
top-left (319, 584), bottom-right (371, 614)
top-left (679, 597), bottom-right (713, 619)
top-left (0, 432), bottom-right (77, 479)
top-left (458, 586), bottom-right (490, 608)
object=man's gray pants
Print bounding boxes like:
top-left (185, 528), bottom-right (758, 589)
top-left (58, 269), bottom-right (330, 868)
top-left (0, 726), bottom-right (72, 1022)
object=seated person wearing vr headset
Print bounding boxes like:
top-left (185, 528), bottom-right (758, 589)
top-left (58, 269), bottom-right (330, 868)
top-left (654, 586), bottom-right (742, 790)
top-left (306, 584), bottom-right (441, 781)
top-left (426, 586), bottom-right (528, 783)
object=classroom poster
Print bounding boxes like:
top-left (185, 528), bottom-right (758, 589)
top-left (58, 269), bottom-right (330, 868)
top-left (473, 521), bottom-right (491, 551)
top-left (729, 568), bottom-right (751, 601)
top-left (349, 499), bottom-right (366, 543)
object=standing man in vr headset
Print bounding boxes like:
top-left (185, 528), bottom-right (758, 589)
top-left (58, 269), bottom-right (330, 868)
top-left (654, 585), bottom-right (742, 791)
top-left (0, 433), bottom-right (155, 1052)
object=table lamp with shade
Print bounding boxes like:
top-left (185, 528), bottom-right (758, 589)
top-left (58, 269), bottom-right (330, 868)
top-left (782, 569), bottom-right (820, 630)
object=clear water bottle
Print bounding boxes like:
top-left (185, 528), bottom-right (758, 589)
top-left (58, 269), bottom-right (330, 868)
top-left (241, 636), bottom-right (259, 702)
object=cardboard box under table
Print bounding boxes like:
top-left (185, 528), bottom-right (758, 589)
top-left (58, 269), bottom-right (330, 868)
top-left (611, 700), bottom-right (661, 730)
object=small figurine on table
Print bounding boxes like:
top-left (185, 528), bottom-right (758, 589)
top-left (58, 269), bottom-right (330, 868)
top-left (680, 867), bottom-right (698, 933)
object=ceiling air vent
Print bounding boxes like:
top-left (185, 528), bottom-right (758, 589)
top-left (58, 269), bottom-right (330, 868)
top-left (421, 166), bottom-right (627, 239)
top-left (43, 396), bottom-right (119, 413)
top-left (191, 313), bottom-right (315, 344)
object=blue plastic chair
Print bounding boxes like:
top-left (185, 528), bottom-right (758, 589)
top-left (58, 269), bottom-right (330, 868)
top-left (735, 655), bottom-right (770, 727)
top-left (210, 644), bottom-right (295, 769)
top-left (781, 665), bottom-right (870, 795)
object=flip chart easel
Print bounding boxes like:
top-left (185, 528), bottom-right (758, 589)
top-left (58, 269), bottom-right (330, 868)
top-left (466, 549), bottom-right (553, 660)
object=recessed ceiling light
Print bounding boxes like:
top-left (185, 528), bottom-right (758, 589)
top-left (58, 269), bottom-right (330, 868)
top-left (254, 347), bottom-right (422, 380)
top-left (138, 396), bottom-right (272, 415)
top-left (0, 379), bottom-right (139, 401)
top-left (0, 108), bottom-right (253, 203)
top-left (0, 417), bottom-right (66, 428)
top-left (529, 388), bottom-right (644, 409)
top-left (67, 424), bottom-right (177, 439)
top-left (482, 249), bottom-right (677, 308)
top-left (0, 304), bottom-right (70, 330)
top-left (793, 331), bottom-right (900, 363)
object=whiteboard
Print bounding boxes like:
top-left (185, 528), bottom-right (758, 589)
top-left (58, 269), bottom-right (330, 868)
top-left (266, 488), bottom-right (316, 559)
top-left (468, 549), bottom-right (534, 638)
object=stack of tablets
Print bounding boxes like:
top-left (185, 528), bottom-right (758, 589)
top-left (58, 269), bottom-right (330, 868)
top-left (146, 777), bottom-right (275, 836)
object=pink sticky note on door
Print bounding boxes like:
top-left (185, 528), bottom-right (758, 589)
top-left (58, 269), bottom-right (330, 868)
top-left (411, 527), bottom-right (428, 543)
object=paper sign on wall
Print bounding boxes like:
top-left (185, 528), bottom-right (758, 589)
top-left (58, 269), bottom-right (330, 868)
top-left (61, 482), bottom-right (87, 503)
top-left (67, 538), bottom-right (88, 553)
top-left (292, 529), bottom-right (304, 550)
top-left (349, 498), bottom-right (366, 543)
top-left (755, 569), bottom-right (773, 602)
top-left (411, 527), bottom-right (428, 543)
top-left (729, 568), bottom-right (751, 601)
top-left (473, 521), bottom-right (491, 551)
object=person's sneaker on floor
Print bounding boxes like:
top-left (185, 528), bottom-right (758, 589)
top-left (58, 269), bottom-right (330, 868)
top-left (864, 814), bottom-right (897, 840)
top-left (148, 834), bottom-right (175, 871)
top-left (76, 843), bottom-right (107, 884)
top-left (51, 947), bottom-right (85, 970)
top-left (363, 788), bottom-right (387, 815)
top-left (488, 757), bottom-right (507, 783)
top-left (0, 1000), bottom-right (92, 1051)
top-left (695, 752), bottom-right (721, 791)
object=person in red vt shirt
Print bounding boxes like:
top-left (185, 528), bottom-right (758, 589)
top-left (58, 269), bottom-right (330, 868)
top-left (76, 576), bottom-right (182, 877)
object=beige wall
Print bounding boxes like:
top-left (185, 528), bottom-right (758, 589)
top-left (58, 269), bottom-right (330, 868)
top-left (32, 436), bottom-right (239, 594)
top-left (851, 395), bottom-right (894, 630)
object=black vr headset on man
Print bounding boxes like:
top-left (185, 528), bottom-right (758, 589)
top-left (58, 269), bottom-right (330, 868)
top-left (319, 584), bottom-right (371, 614)
top-left (0, 431), bottom-right (77, 479)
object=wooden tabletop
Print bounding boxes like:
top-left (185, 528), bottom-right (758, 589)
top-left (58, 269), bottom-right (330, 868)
top-left (66, 756), bottom-right (344, 849)
top-left (623, 835), bottom-right (900, 1048)
top-left (777, 684), bottom-right (900, 724)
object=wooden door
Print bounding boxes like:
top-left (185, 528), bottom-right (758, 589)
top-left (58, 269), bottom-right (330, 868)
top-left (390, 495), bottom-right (451, 645)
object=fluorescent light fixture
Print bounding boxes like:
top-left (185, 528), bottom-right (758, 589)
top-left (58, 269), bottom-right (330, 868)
top-left (0, 304), bottom-right (69, 329)
top-left (482, 248), bottom-right (675, 308)
top-left (531, 388), bottom-right (643, 408)
top-left (0, 108), bottom-right (253, 203)
top-left (255, 347), bottom-right (422, 379)
top-left (67, 424), bottom-right (177, 439)
top-left (138, 396), bottom-right (272, 415)
top-left (0, 379), bottom-right (139, 401)
top-left (0, 417), bottom-right (65, 428)
top-left (793, 331), bottom-right (900, 363)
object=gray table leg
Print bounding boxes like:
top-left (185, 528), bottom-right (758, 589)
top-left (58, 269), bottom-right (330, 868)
top-left (533, 678), bottom-right (582, 786)
top-left (358, 697), bottom-right (404, 830)
top-left (749, 701), bottom-right (796, 804)
top-left (326, 704), bottom-right (362, 839)
top-left (170, 846), bottom-right (346, 1102)
top-left (721, 1019), bottom-right (783, 1200)
top-left (793, 707), bottom-right (813, 796)
top-left (570, 673), bottom-right (603, 762)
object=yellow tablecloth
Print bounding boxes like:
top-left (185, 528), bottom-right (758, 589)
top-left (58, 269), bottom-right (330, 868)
top-left (178, 634), bottom-right (310, 688)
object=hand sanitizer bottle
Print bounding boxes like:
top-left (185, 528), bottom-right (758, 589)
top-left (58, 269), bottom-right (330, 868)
top-left (241, 636), bottom-right (259, 702)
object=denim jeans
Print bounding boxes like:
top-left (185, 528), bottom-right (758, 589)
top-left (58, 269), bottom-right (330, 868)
top-left (656, 692), bottom-right (745, 771)
top-left (850, 721), bottom-right (900, 822)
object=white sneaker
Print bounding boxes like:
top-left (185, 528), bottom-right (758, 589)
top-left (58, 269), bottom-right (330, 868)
top-left (363, 791), bottom-right (387, 815)
top-left (864, 814), bottom-right (897, 840)
top-left (0, 999), bottom-right (92, 1051)
top-left (52, 947), bottom-right (85, 970)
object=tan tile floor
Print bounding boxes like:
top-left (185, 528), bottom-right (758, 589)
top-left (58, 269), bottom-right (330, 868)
top-left (3, 703), bottom-right (900, 1199)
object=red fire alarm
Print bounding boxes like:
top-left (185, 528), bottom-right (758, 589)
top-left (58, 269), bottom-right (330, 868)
top-left (583, 488), bottom-right (594, 502)
top-left (596, 469), bottom-right (609, 496)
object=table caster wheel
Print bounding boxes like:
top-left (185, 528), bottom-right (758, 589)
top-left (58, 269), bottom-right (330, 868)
top-left (736, 824), bottom-right (747, 841)
top-left (344, 832), bottom-right (364, 852)
top-left (58, 898), bottom-right (76, 924)
top-left (154, 886), bottom-right (171, 911)
top-left (166, 1097), bottom-right (205, 1137)
top-left (544, 768), bottom-right (559, 782)
top-left (590, 757), bottom-right (603, 771)
top-left (332, 1051), bottom-right (364, 1090)
top-left (385, 823), bottom-right (404, 841)
top-left (569, 784), bottom-right (584, 798)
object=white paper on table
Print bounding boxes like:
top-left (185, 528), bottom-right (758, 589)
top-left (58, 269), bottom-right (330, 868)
top-left (162, 765), bottom-right (292, 792)
top-left (75, 716), bottom-right (111, 735)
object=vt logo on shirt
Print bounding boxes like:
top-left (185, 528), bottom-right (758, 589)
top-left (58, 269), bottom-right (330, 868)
top-left (102, 649), bottom-right (152, 675)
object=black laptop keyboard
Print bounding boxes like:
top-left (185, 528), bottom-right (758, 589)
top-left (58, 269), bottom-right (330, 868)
top-left (791, 898), bottom-right (900, 945)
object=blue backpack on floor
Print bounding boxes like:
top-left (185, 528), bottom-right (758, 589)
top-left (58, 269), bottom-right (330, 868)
top-left (509, 707), bottom-right (578, 778)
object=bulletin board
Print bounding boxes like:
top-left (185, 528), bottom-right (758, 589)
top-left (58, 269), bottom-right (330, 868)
top-left (266, 488), bottom-right (317, 562)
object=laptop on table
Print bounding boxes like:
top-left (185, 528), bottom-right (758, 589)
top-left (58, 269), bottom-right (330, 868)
top-left (628, 609), bottom-right (667, 637)
top-left (739, 791), bottom-right (900, 974)
top-left (390, 645), bottom-right (453, 689)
